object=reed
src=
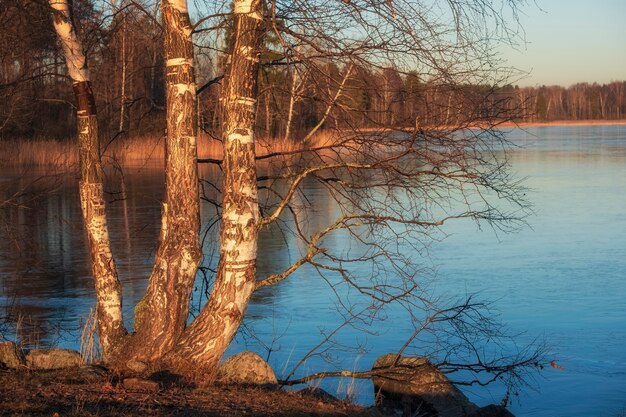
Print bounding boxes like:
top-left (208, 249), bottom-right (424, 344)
top-left (0, 130), bottom-right (342, 170)
top-left (0, 138), bottom-right (78, 170)
top-left (79, 306), bottom-right (100, 365)
top-left (104, 134), bottom-right (166, 166)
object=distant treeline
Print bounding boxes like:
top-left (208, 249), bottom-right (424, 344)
top-left (1, 0), bottom-right (625, 141)
top-left (512, 81), bottom-right (626, 122)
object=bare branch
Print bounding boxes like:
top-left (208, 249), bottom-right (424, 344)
top-left (255, 248), bottom-right (323, 289)
top-left (300, 63), bottom-right (354, 143)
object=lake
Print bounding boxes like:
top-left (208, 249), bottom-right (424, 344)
top-left (1, 125), bottom-right (625, 416)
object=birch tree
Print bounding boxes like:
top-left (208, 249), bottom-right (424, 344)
top-left (121, 0), bottom-right (202, 363)
top-left (48, 0), bottom-right (125, 358)
top-left (46, 0), bottom-right (545, 389)
top-left (49, 0), bottom-right (201, 363)
top-left (188, 0), bottom-right (542, 388)
top-left (166, 0), bottom-right (266, 374)
top-left (49, 0), bottom-right (265, 375)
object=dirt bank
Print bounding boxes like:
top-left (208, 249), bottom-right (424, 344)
top-left (0, 367), bottom-right (388, 417)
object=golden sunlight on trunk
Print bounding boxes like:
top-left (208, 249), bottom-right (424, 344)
top-left (49, 0), bottom-right (125, 358)
top-left (128, 0), bottom-right (201, 362)
top-left (169, 0), bottom-right (265, 374)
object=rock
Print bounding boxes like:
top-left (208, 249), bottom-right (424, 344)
top-left (299, 387), bottom-right (340, 403)
top-left (123, 377), bottom-right (160, 392)
top-left (372, 353), bottom-right (478, 417)
top-left (218, 351), bottom-right (277, 385)
top-left (0, 341), bottom-right (25, 368)
top-left (468, 405), bottom-right (516, 417)
top-left (26, 348), bottom-right (83, 370)
top-left (126, 359), bottom-right (148, 373)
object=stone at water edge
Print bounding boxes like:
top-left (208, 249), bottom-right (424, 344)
top-left (26, 348), bottom-right (83, 370)
top-left (218, 351), bottom-right (277, 385)
top-left (126, 359), bottom-right (148, 373)
top-left (372, 353), bottom-right (479, 417)
top-left (0, 341), bottom-right (25, 368)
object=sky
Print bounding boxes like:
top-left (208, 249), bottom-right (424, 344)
top-left (501, 0), bottom-right (626, 87)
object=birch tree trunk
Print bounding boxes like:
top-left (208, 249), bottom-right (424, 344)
top-left (168, 0), bottom-right (265, 374)
top-left (118, 12), bottom-right (127, 134)
top-left (284, 68), bottom-right (298, 141)
top-left (48, 0), bottom-right (126, 359)
top-left (127, 0), bottom-right (201, 362)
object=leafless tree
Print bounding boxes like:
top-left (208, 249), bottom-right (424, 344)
top-left (44, 0), bottom-right (546, 391)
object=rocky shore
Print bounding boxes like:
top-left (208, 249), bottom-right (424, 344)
top-left (1, 342), bottom-right (515, 417)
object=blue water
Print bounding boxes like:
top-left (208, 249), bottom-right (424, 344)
top-left (1, 125), bottom-right (625, 416)
top-left (430, 126), bottom-right (626, 415)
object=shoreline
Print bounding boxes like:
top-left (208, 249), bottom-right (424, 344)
top-left (495, 119), bottom-right (626, 128)
top-left (0, 367), bottom-right (386, 417)
top-left (1, 121), bottom-right (623, 168)
top-left (355, 119), bottom-right (626, 133)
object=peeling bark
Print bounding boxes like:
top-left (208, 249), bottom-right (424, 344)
top-left (51, 0), bottom-right (264, 374)
top-left (49, 0), bottom-right (88, 83)
top-left (49, 0), bottom-right (125, 358)
top-left (168, 0), bottom-right (265, 374)
top-left (126, 0), bottom-right (201, 362)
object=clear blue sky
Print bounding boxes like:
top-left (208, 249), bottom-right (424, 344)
top-left (502, 0), bottom-right (626, 87)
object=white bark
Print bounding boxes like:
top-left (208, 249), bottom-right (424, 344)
top-left (126, 0), bottom-right (201, 363)
top-left (49, 0), bottom-right (126, 359)
top-left (49, 0), bottom-right (88, 83)
top-left (166, 58), bottom-right (193, 67)
top-left (167, 0), bottom-right (264, 373)
top-left (301, 64), bottom-right (353, 143)
top-left (118, 14), bottom-right (127, 133)
top-left (167, 0), bottom-right (188, 13)
top-left (284, 69), bottom-right (298, 141)
top-left (79, 180), bottom-right (124, 352)
top-left (233, 0), bottom-right (263, 20)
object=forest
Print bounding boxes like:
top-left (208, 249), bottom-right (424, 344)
top-left (2, 0), bottom-right (624, 143)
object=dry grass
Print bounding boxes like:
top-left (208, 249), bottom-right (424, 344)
top-left (3, 121), bottom-right (622, 169)
top-left (0, 131), bottom-right (341, 170)
top-left (79, 307), bottom-right (100, 365)
top-left (105, 134), bottom-right (166, 166)
top-left (0, 368), bottom-right (389, 417)
top-left (0, 135), bottom-right (166, 170)
top-left (0, 138), bottom-right (78, 169)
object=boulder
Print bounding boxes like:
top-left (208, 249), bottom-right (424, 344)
top-left (0, 341), bottom-right (25, 368)
top-left (126, 359), bottom-right (148, 373)
top-left (26, 348), bottom-right (83, 370)
top-left (218, 351), bottom-right (277, 385)
top-left (372, 353), bottom-right (478, 417)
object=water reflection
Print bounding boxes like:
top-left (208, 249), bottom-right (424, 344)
top-left (1, 125), bottom-right (625, 417)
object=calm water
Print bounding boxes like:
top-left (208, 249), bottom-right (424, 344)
top-left (1, 125), bottom-right (625, 416)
